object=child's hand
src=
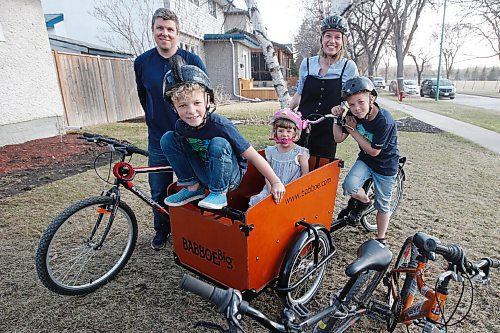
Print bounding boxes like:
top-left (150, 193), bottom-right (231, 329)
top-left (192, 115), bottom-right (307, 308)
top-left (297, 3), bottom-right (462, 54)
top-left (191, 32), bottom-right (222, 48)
top-left (344, 115), bottom-right (357, 132)
top-left (331, 105), bottom-right (345, 117)
top-left (270, 181), bottom-right (286, 204)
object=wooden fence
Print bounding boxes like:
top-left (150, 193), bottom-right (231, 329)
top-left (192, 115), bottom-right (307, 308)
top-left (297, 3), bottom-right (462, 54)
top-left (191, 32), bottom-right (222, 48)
top-left (53, 51), bottom-right (142, 127)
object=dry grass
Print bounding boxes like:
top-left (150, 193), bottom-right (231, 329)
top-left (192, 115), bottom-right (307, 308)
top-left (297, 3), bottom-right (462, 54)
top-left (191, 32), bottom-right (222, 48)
top-left (0, 107), bottom-right (499, 332)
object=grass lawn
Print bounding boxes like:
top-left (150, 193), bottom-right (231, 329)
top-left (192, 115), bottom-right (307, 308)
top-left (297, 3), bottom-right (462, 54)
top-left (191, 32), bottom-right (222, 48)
top-left (379, 91), bottom-right (500, 133)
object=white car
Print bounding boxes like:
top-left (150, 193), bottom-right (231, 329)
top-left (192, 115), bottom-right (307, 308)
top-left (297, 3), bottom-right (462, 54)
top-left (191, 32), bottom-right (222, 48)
top-left (404, 80), bottom-right (419, 95)
top-left (372, 77), bottom-right (386, 89)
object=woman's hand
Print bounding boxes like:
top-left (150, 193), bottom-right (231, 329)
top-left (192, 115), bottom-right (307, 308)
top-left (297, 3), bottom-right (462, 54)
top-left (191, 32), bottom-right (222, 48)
top-left (331, 105), bottom-right (345, 117)
top-left (270, 181), bottom-right (286, 204)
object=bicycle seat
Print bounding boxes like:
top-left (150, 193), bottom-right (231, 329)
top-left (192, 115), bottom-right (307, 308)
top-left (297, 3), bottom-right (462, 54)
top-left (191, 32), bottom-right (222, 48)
top-left (345, 240), bottom-right (393, 277)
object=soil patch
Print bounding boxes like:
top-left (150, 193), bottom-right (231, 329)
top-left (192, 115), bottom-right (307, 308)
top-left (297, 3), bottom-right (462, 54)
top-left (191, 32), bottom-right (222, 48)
top-left (0, 133), bottom-right (105, 198)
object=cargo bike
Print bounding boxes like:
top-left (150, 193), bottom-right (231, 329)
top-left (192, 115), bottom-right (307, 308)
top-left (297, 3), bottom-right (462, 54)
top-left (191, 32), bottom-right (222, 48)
top-left (35, 115), bottom-right (405, 307)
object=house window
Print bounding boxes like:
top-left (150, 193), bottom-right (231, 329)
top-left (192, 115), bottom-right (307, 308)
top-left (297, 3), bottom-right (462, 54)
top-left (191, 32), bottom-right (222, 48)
top-left (188, 0), bottom-right (200, 6)
top-left (251, 52), bottom-right (271, 81)
top-left (208, 0), bottom-right (217, 18)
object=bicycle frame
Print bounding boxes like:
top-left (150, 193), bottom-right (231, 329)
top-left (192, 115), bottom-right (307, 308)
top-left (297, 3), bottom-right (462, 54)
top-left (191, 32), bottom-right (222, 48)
top-left (389, 255), bottom-right (447, 326)
top-left (105, 158), bottom-right (172, 216)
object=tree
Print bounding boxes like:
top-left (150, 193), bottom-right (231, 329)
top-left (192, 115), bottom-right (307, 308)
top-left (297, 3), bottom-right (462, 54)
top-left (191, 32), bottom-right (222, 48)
top-left (408, 47), bottom-right (433, 84)
top-left (431, 23), bottom-right (467, 79)
top-left (245, 0), bottom-right (290, 107)
top-left (456, 0), bottom-right (500, 61)
top-left (346, 0), bottom-right (393, 77)
top-left (91, 0), bottom-right (156, 55)
top-left (487, 66), bottom-right (499, 80)
top-left (385, 0), bottom-right (428, 93)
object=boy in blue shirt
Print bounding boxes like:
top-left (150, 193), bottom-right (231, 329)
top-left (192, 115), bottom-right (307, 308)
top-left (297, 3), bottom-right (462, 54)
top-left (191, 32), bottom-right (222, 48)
top-left (331, 76), bottom-right (399, 243)
top-left (160, 63), bottom-right (286, 210)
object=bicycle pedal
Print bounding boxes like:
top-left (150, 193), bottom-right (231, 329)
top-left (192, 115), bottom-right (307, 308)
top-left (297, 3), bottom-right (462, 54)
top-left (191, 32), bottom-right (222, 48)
top-left (290, 302), bottom-right (310, 319)
top-left (367, 299), bottom-right (391, 320)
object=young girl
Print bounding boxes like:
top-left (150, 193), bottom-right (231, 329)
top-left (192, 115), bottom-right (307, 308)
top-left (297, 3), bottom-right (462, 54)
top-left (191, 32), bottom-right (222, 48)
top-left (249, 109), bottom-right (310, 206)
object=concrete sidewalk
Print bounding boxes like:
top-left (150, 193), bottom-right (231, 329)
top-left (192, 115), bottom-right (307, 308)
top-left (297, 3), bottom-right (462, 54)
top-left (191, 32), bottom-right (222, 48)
top-left (378, 97), bottom-right (500, 155)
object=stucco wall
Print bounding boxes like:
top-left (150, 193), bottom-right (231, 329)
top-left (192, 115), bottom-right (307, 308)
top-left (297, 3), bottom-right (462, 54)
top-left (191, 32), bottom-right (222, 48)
top-left (0, 0), bottom-right (65, 146)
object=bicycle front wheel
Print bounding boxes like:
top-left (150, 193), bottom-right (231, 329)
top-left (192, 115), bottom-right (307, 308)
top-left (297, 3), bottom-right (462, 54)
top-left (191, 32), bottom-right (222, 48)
top-left (360, 170), bottom-right (404, 232)
top-left (35, 196), bottom-right (138, 295)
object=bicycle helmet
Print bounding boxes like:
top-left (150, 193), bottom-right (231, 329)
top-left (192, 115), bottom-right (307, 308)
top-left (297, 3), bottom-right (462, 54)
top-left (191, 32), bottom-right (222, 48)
top-left (320, 14), bottom-right (349, 35)
top-left (163, 55), bottom-right (214, 103)
top-left (271, 108), bottom-right (306, 144)
top-left (342, 76), bottom-right (378, 99)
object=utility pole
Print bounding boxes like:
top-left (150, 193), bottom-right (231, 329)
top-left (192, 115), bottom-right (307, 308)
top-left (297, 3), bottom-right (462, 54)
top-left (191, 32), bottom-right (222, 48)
top-left (435, 0), bottom-right (447, 101)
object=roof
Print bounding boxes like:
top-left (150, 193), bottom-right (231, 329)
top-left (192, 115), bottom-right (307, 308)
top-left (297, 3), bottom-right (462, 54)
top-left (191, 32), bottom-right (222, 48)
top-left (44, 14), bottom-right (64, 28)
top-left (48, 35), bottom-right (134, 59)
top-left (223, 28), bottom-right (293, 54)
top-left (204, 31), bottom-right (260, 49)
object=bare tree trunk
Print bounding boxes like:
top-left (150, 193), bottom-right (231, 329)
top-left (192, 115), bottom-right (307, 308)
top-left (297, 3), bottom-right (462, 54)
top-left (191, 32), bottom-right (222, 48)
top-left (387, 0), bottom-right (428, 94)
top-left (245, 0), bottom-right (290, 108)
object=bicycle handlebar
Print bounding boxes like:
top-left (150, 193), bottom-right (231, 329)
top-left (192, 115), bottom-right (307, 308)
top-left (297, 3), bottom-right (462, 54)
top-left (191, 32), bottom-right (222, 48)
top-left (413, 232), bottom-right (499, 277)
top-left (180, 274), bottom-right (237, 313)
top-left (81, 132), bottom-right (149, 157)
top-left (180, 274), bottom-right (288, 332)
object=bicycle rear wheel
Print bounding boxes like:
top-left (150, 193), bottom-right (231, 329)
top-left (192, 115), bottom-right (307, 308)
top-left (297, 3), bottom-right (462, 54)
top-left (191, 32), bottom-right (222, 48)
top-left (35, 196), bottom-right (138, 295)
top-left (386, 236), bottom-right (417, 332)
top-left (360, 170), bottom-right (404, 232)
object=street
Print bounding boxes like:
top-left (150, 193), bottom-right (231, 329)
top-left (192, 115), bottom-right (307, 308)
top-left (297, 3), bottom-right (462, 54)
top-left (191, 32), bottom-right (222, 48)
top-left (451, 93), bottom-right (500, 112)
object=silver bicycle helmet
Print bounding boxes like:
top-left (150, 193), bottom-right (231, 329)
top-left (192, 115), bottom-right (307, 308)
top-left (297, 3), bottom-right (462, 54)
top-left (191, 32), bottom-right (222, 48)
top-left (320, 14), bottom-right (349, 35)
top-left (163, 55), bottom-right (214, 103)
top-left (342, 76), bottom-right (378, 100)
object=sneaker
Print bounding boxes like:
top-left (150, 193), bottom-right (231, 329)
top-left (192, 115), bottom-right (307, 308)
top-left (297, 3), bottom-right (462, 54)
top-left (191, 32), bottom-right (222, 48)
top-left (198, 192), bottom-right (227, 210)
top-left (348, 199), bottom-right (373, 221)
top-left (150, 231), bottom-right (166, 250)
top-left (163, 187), bottom-right (205, 207)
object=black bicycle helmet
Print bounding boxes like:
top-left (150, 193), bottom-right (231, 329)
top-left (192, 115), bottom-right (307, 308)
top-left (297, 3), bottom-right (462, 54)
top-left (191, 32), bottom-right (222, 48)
top-left (342, 76), bottom-right (378, 99)
top-left (163, 55), bottom-right (214, 103)
top-left (320, 14), bottom-right (349, 35)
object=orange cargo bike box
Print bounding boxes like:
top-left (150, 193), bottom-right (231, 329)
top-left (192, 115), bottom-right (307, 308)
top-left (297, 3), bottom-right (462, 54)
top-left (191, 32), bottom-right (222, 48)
top-left (168, 153), bottom-right (343, 304)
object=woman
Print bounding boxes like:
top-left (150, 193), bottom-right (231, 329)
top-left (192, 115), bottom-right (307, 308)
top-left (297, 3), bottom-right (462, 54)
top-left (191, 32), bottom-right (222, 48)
top-left (289, 14), bottom-right (358, 159)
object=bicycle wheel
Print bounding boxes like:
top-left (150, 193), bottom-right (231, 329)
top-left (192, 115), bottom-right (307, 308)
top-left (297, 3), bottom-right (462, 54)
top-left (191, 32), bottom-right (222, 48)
top-left (386, 236), bottom-right (417, 332)
top-left (314, 270), bottom-right (384, 333)
top-left (278, 229), bottom-right (331, 306)
top-left (360, 170), bottom-right (404, 232)
top-left (36, 196), bottom-right (138, 295)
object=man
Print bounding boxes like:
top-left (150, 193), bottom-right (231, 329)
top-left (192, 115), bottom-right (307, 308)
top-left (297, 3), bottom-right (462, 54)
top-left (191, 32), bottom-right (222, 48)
top-left (134, 8), bottom-right (206, 250)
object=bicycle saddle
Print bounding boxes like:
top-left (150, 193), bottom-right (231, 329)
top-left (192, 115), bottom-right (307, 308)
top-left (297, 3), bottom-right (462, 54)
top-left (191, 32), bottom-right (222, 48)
top-left (345, 240), bottom-right (393, 277)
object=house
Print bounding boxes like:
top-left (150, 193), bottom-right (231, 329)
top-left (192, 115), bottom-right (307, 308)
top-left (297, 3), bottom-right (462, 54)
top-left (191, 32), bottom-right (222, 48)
top-left (0, 0), bottom-right (65, 146)
top-left (41, 0), bottom-right (293, 99)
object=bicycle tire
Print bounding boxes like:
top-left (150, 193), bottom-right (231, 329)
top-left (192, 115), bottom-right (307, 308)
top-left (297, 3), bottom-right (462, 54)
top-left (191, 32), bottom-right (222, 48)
top-left (386, 236), bottom-right (418, 332)
top-left (278, 229), bottom-right (331, 306)
top-left (315, 270), bottom-right (384, 333)
top-left (360, 169), bottom-right (404, 232)
top-left (35, 196), bottom-right (138, 295)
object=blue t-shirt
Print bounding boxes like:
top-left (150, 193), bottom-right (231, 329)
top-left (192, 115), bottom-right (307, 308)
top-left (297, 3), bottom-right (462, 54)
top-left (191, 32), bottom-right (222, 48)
top-left (348, 106), bottom-right (399, 176)
top-left (296, 56), bottom-right (358, 94)
top-left (134, 48), bottom-right (206, 149)
top-left (175, 113), bottom-right (251, 171)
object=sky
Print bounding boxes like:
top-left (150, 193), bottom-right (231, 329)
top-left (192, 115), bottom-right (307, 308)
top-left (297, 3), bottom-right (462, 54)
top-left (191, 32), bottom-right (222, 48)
top-left (233, 0), bottom-right (499, 70)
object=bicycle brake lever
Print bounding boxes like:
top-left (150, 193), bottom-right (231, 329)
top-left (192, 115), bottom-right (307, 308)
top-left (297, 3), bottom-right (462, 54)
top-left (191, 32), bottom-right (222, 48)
top-left (470, 271), bottom-right (490, 285)
top-left (439, 266), bottom-right (464, 283)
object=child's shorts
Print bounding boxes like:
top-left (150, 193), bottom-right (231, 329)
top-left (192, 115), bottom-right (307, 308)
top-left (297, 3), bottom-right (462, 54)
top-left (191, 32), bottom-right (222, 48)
top-left (343, 159), bottom-right (397, 213)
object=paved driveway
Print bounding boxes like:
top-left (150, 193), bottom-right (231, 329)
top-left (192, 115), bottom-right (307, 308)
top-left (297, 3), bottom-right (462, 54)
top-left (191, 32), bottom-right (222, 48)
top-left (378, 97), bottom-right (500, 154)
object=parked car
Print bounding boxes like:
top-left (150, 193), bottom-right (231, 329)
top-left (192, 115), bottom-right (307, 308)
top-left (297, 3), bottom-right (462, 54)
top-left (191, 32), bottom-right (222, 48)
top-left (403, 79), bottom-right (419, 95)
top-left (420, 78), bottom-right (456, 99)
top-left (372, 77), bottom-right (386, 89)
